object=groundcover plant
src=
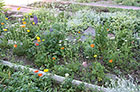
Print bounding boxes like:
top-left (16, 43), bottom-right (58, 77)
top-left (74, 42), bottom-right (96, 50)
top-left (0, 1), bottom-right (140, 92)
top-left (0, 64), bottom-right (91, 92)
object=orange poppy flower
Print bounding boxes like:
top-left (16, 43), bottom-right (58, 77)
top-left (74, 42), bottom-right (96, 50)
top-left (21, 25), bottom-right (26, 28)
top-left (52, 57), bottom-right (56, 60)
top-left (78, 31), bottom-right (80, 33)
top-left (35, 43), bottom-right (39, 46)
top-left (109, 59), bottom-right (113, 63)
top-left (38, 73), bottom-right (43, 77)
top-left (1, 23), bottom-right (4, 25)
top-left (34, 70), bottom-right (39, 73)
top-left (37, 39), bottom-right (41, 42)
top-left (107, 29), bottom-right (109, 31)
top-left (90, 44), bottom-right (95, 48)
top-left (22, 21), bottom-right (26, 24)
top-left (61, 47), bottom-right (64, 50)
top-left (14, 44), bottom-right (17, 48)
top-left (100, 57), bottom-right (103, 59)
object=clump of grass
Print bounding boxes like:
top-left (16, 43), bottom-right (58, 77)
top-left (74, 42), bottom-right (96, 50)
top-left (106, 76), bottom-right (140, 92)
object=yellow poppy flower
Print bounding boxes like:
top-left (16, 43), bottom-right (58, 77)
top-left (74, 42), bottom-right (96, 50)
top-left (32, 22), bottom-right (35, 25)
top-left (5, 18), bottom-right (8, 20)
top-left (29, 13), bottom-right (32, 16)
top-left (98, 77), bottom-right (102, 82)
top-left (17, 7), bottom-right (21, 10)
top-left (3, 29), bottom-right (7, 31)
top-left (42, 39), bottom-right (45, 41)
top-left (22, 18), bottom-right (25, 21)
top-left (94, 55), bottom-right (97, 58)
top-left (44, 69), bottom-right (49, 72)
top-left (36, 36), bottom-right (40, 40)
top-left (27, 30), bottom-right (30, 32)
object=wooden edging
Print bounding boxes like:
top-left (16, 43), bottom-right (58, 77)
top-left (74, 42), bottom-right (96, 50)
top-left (0, 60), bottom-right (110, 92)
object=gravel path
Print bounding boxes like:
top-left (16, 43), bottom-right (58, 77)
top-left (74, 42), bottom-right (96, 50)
top-left (3, 0), bottom-right (140, 12)
top-left (57, 1), bottom-right (140, 10)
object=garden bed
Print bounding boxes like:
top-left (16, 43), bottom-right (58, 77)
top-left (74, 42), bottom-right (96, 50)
top-left (0, 1), bottom-right (140, 92)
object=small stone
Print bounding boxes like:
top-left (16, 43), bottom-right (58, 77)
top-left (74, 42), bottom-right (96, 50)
top-left (108, 33), bottom-right (115, 39)
top-left (11, 14), bottom-right (23, 18)
top-left (82, 62), bottom-right (88, 68)
top-left (80, 35), bottom-right (87, 41)
top-left (43, 32), bottom-right (48, 35)
top-left (8, 40), bottom-right (14, 44)
top-left (83, 26), bottom-right (96, 37)
top-left (0, 35), bottom-right (4, 38)
top-left (30, 18), bottom-right (34, 21)
top-left (66, 35), bottom-right (75, 42)
top-left (105, 73), bottom-right (118, 80)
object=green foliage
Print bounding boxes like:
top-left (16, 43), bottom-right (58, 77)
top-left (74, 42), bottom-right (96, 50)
top-left (13, 40), bottom-right (32, 56)
top-left (82, 36), bottom-right (99, 59)
top-left (65, 61), bottom-right (81, 73)
top-left (67, 10), bottom-right (139, 33)
top-left (52, 65), bottom-right (71, 76)
top-left (0, 14), bottom-right (6, 34)
top-left (0, 64), bottom-right (91, 92)
top-left (42, 30), bottom-right (66, 56)
top-left (0, 0), bottom-right (5, 12)
top-left (0, 64), bottom-right (14, 79)
top-left (91, 61), bottom-right (105, 81)
top-left (114, 0), bottom-right (140, 7)
top-left (94, 25), bottom-right (108, 56)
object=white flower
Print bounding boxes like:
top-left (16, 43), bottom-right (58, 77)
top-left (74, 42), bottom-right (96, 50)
top-left (20, 42), bottom-right (23, 45)
top-left (124, 40), bottom-right (127, 42)
top-left (86, 56), bottom-right (89, 58)
top-left (117, 49), bottom-right (120, 51)
top-left (110, 37), bottom-right (115, 40)
top-left (82, 62), bottom-right (88, 68)
top-left (65, 38), bottom-right (68, 41)
top-left (59, 40), bottom-right (62, 43)
top-left (14, 41), bottom-right (17, 44)
top-left (8, 40), bottom-right (14, 44)
top-left (58, 44), bottom-right (62, 46)
top-left (65, 73), bottom-right (69, 77)
top-left (73, 39), bottom-right (76, 42)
